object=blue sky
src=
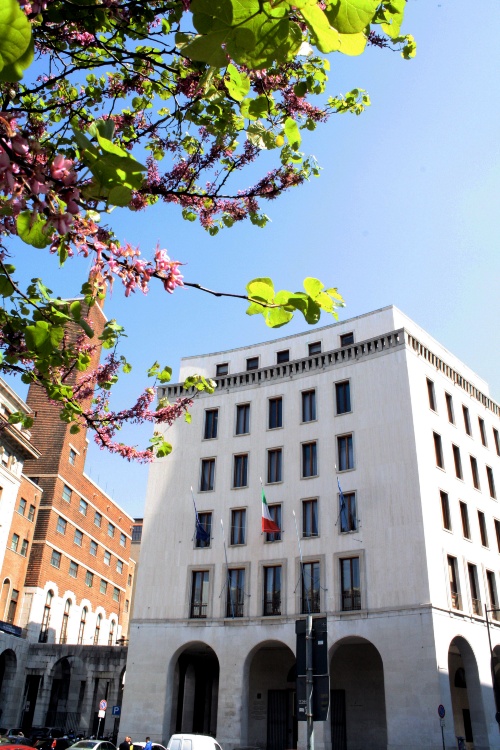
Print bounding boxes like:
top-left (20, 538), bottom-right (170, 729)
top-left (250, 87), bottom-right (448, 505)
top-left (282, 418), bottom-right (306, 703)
top-left (10, 0), bottom-right (500, 517)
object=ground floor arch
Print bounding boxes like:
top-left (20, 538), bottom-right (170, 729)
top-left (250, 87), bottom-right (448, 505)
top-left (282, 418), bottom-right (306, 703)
top-left (169, 641), bottom-right (219, 738)
top-left (448, 636), bottom-right (489, 749)
top-left (329, 636), bottom-right (387, 750)
top-left (0, 648), bottom-right (17, 724)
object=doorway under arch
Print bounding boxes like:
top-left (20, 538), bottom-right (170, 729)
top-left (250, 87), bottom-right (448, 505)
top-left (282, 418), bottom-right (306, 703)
top-left (448, 636), bottom-right (488, 749)
top-left (0, 648), bottom-right (17, 724)
top-left (171, 642), bottom-right (219, 737)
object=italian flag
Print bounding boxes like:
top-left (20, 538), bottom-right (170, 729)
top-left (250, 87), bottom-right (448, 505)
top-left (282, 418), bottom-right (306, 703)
top-left (262, 489), bottom-right (280, 533)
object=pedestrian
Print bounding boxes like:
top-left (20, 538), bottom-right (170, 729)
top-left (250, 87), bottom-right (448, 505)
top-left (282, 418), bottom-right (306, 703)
top-left (119, 736), bottom-right (132, 750)
top-left (144, 738), bottom-right (152, 750)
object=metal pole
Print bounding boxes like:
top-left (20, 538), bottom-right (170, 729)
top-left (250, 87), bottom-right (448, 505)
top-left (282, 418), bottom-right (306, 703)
top-left (440, 722), bottom-right (445, 750)
top-left (306, 613), bottom-right (314, 750)
top-left (97, 717), bottom-right (101, 739)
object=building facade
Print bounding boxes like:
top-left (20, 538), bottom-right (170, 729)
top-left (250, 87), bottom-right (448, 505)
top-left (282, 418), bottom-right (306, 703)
top-left (121, 306), bottom-right (500, 750)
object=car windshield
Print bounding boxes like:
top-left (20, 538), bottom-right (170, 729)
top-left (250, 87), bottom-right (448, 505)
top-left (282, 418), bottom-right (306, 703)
top-left (72, 743), bottom-right (98, 749)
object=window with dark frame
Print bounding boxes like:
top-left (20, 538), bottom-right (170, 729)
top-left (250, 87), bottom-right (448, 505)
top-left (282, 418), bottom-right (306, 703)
top-left (230, 508), bottom-right (246, 545)
top-left (11, 533), bottom-right (19, 552)
top-left (56, 516), bottom-right (67, 535)
top-left (478, 511), bottom-right (488, 547)
top-left (17, 497), bottom-right (26, 515)
top-left (94, 614), bottom-right (101, 645)
top-left (494, 428), bottom-right (500, 457)
top-left (94, 511), bottom-right (102, 527)
top-left (269, 397), bottom-right (283, 429)
top-left (470, 456), bottom-right (480, 490)
top-left (340, 557), bottom-right (361, 611)
top-left (468, 563), bottom-right (482, 616)
top-left (20, 539), bottom-right (28, 557)
top-left (69, 448), bottom-right (77, 465)
top-left (28, 504), bottom-right (35, 522)
top-left (59, 599), bottom-right (71, 644)
top-left (478, 417), bottom-right (487, 447)
top-left (216, 363), bottom-right (228, 377)
top-left (79, 498), bottom-right (88, 516)
top-left (246, 356), bottom-right (259, 371)
top-left (226, 568), bottom-right (245, 617)
top-left (445, 393), bottom-right (455, 424)
top-left (74, 528), bottom-right (83, 546)
top-left (301, 390), bottom-right (316, 422)
top-left (62, 484), bottom-right (72, 502)
top-left (263, 565), bottom-right (282, 616)
top-left (6, 589), bottom-right (19, 624)
top-left (339, 492), bottom-right (357, 533)
top-left (495, 519), bottom-right (500, 553)
top-left (276, 349), bottom-right (289, 363)
top-left (433, 432), bottom-right (444, 469)
top-left (463, 405), bottom-right (472, 436)
top-left (301, 561), bottom-right (320, 614)
top-left (308, 341), bottom-right (321, 355)
top-left (487, 466), bottom-right (496, 499)
top-left (100, 579), bottom-right (107, 594)
top-left (69, 560), bottom-right (78, 578)
top-left (267, 448), bottom-right (283, 483)
top-left (338, 434), bottom-right (354, 471)
top-left (190, 570), bottom-right (209, 618)
top-left (302, 498), bottom-right (318, 538)
top-left (487, 571), bottom-right (499, 614)
top-left (448, 555), bottom-right (460, 609)
top-left (51, 550), bottom-right (61, 569)
top-left (302, 442), bottom-right (318, 478)
top-left (200, 458), bottom-right (215, 491)
top-left (335, 381), bottom-right (351, 415)
top-left (204, 409), bottom-right (219, 440)
top-left (236, 403), bottom-right (250, 435)
top-left (340, 332), bottom-right (354, 347)
top-left (460, 501), bottom-right (471, 539)
top-left (265, 504), bottom-right (281, 542)
top-left (90, 540), bottom-right (97, 556)
top-left (452, 444), bottom-right (463, 479)
top-left (440, 491), bottom-right (451, 530)
top-left (233, 454), bottom-right (249, 488)
top-left (195, 512), bottom-right (212, 548)
top-left (39, 590), bottom-right (52, 642)
top-left (426, 378), bottom-right (437, 411)
top-left (85, 571), bottom-right (93, 587)
top-left (108, 522), bottom-right (115, 538)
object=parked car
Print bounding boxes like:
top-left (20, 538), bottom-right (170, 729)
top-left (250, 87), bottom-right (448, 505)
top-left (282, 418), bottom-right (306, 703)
top-left (69, 741), bottom-right (116, 750)
top-left (166, 735), bottom-right (222, 750)
top-left (33, 739), bottom-right (71, 750)
top-left (0, 739), bottom-right (34, 747)
top-left (30, 732), bottom-right (64, 743)
top-left (133, 742), bottom-right (168, 750)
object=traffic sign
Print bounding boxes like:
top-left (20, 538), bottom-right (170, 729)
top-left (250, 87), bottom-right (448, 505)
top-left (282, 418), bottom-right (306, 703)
top-left (98, 710), bottom-right (106, 719)
top-left (438, 704), bottom-right (445, 719)
top-left (112, 706), bottom-right (121, 717)
top-left (99, 700), bottom-right (108, 711)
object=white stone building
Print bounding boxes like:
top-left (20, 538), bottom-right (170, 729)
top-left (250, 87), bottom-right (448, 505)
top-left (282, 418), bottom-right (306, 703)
top-left (121, 306), bottom-right (500, 750)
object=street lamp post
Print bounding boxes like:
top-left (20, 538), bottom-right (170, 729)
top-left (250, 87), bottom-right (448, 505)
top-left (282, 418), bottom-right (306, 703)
top-left (485, 606), bottom-right (500, 725)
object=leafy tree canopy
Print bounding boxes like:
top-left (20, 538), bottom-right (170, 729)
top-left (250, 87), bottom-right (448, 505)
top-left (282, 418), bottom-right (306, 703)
top-left (0, 0), bottom-right (414, 460)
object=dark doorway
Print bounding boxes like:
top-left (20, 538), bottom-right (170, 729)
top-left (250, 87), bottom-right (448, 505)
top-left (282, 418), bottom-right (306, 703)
top-left (267, 689), bottom-right (297, 750)
top-left (21, 675), bottom-right (42, 732)
top-left (175, 649), bottom-right (219, 736)
top-left (330, 689), bottom-right (346, 750)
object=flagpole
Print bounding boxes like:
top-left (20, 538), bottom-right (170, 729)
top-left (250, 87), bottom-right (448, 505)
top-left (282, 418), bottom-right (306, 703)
top-left (221, 519), bottom-right (234, 619)
top-left (293, 511), bottom-right (314, 750)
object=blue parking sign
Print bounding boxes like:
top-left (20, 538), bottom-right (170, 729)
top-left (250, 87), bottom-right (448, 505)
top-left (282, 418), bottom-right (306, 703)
top-left (112, 706), bottom-right (121, 716)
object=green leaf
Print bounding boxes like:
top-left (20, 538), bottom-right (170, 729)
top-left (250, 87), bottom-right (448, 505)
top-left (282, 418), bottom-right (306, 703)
top-left (70, 300), bottom-right (82, 321)
top-left (0, 274), bottom-right (14, 297)
top-left (158, 366), bottom-right (172, 383)
top-left (325, 0), bottom-right (379, 34)
top-left (284, 118), bottom-right (301, 149)
top-left (226, 63), bottom-right (250, 101)
top-left (247, 277), bottom-right (275, 302)
top-left (303, 277), bottom-right (324, 299)
top-left (25, 321), bottom-right (65, 356)
top-left (380, 0), bottom-right (406, 39)
top-left (338, 31), bottom-right (367, 56)
top-left (300, 4), bottom-right (341, 53)
top-left (0, 0), bottom-right (33, 81)
top-left (16, 212), bottom-right (52, 248)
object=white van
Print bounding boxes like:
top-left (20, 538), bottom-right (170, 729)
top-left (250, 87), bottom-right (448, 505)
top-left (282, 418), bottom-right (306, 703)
top-left (166, 735), bottom-right (223, 750)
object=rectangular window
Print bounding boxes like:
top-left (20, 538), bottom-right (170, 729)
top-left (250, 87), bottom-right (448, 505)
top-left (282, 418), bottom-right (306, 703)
top-left (11, 533), bottom-right (19, 552)
top-left (479, 418), bottom-right (487, 447)
top-left (302, 498), bottom-right (318, 538)
top-left (335, 381), bottom-right (351, 415)
top-left (338, 434), bottom-right (354, 471)
top-left (433, 432), bottom-right (444, 469)
top-left (269, 397), bottom-right (283, 429)
top-left (339, 491), bottom-right (357, 533)
top-left (74, 529), bottom-right (83, 546)
top-left (125, 599), bottom-right (129, 613)
top-left (116, 559), bottom-right (123, 574)
top-left (265, 504), bottom-right (281, 542)
top-left (104, 550), bottom-right (111, 565)
top-left (230, 508), bottom-right (246, 545)
top-left (495, 519), bottom-right (500, 553)
top-left (20, 539), bottom-right (28, 557)
top-left (85, 571), bottom-right (94, 587)
top-left (56, 516), bottom-right (67, 535)
top-left (90, 540), bottom-right (98, 556)
top-left (478, 511), bottom-right (489, 547)
top-left (468, 563), bottom-right (482, 616)
top-left (195, 511), bottom-right (212, 549)
top-left (69, 448), bottom-right (77, 465)
top-left (308, 341), bottom-right (321, 355)
top-left (128, 574), bottom-right (132, 586)
top-left (233, 454), bottom-right (248, 488)
top-left (216, 362), bottom-right (228, 376)
top-left (301, 561), bottom-right (320, 614)
top-left (246, 356), bottom-right (259, 371)
top-left (487, 571), bottom-right (499, 613)
top-left (463, 405), bottom-right (472, 436)
top-left (460, 501), bottom-right (471, 539)
top-left (267, 448), bottom-right (283, 483)
top-left (113, 587), bottom-right (120, 602)
top-left (226, 568), bottom-right (245, 617)
top-left (446, 393), bottom-right (455, 424)
top-left (120, 532), bottom-right (126, 548)
top-left (94, 511), bottom-right (102, 528)
top-left (470, 456), bottom-right (480, 490)
top-left (28, 504), bottom-right (35, 522)
top-left (100, 579), bottom-right (107, 594)
top-left (340, 557), bottom-right (361, 611)
top-left (340, 332), bottom-right (354, 346)
top-left (132, 524), bottom-right (142, 542)
top-left (487, 466), bottom-right (496, 499)
top-left (190, 570), bottom-right (209, 618)
top-left (108, 522), bottom-right (115, 538)
top-left (79, 498), bottom-right (88, 516)
top-left (302, 390), bottom-right (316, 422)
top-left (204, 409), bottom-right (219, 440)
top-left (236, 403), bottom-right (250, 435)
top-left (51, 550), bottom-right (61, 569)
top-left (17, 497), bottom-right (26, 515)
top-left (441, 491), bottom-right (452, 530)
top-left (62, 484), bottom-right (72, 502)
top-left (6, 589), bottom-right (18, 625)
top-left (427, 378), bottom-right (437, 411)
top-left (452, 444), bottom-right (463, 479)
top-left (276, 349), bottom-right (289, 363)
top-left (448, 555), bottom-right (461, 609)
top-left (302, 442), bottom-right (318, 478)
top-left (263, 565), bottom-right (282, 616)
top-left (69, 561), bottom-right (78, 578)
top-left (494, 428), bottom-right (500, 456)
top-left (200, 458), bottom-right (215, 491)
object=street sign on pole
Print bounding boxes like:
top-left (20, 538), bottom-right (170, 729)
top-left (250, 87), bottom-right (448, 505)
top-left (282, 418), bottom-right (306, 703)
top-left (296, 617), bottom-right (330, 723)
top-left (98, 710), bottom-right (106, 719)
top-left (99, 700), bottom-right (108, 711)
top-left (112, 706), bottom-right (121, 717)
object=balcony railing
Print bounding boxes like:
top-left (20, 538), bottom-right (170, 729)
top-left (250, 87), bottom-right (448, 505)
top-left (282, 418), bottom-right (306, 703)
top-left (341, 590), bottom-right (361, 612)
top-left (190, 601), bottom-right (207, 619)
top-left (38, 628), bottom-right (49, 643)
top-left (226, 600), bottom-right (244, 618)
top-left (451, 591), bottom-right (462, 610)
top-left (472, 598), bottom-right (483, 616)
top-left (302, 591), bottom-right (320, 614)
top-left (264, 594), bottom-right (281, 616)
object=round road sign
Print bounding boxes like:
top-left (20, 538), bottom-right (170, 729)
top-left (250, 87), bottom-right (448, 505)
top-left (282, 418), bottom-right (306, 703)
top-left (438, 704), bottom-right (445, 719)
top-left (99, 699), bottom-right (108, 711)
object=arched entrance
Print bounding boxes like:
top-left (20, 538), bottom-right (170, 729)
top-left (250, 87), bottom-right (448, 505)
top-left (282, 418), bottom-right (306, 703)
top-left (329, 637), bottom-right (387, 750)
top-left (46, 657), bottom-right (71, 725)
top-left (0, 649), bottom-right (17, 724)
top-left (245, 640), bottom-right (297, 750)
top-left (171, 642), bottom-right (219, 737)
top-left (448, 636), bottom-right (488, 749)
